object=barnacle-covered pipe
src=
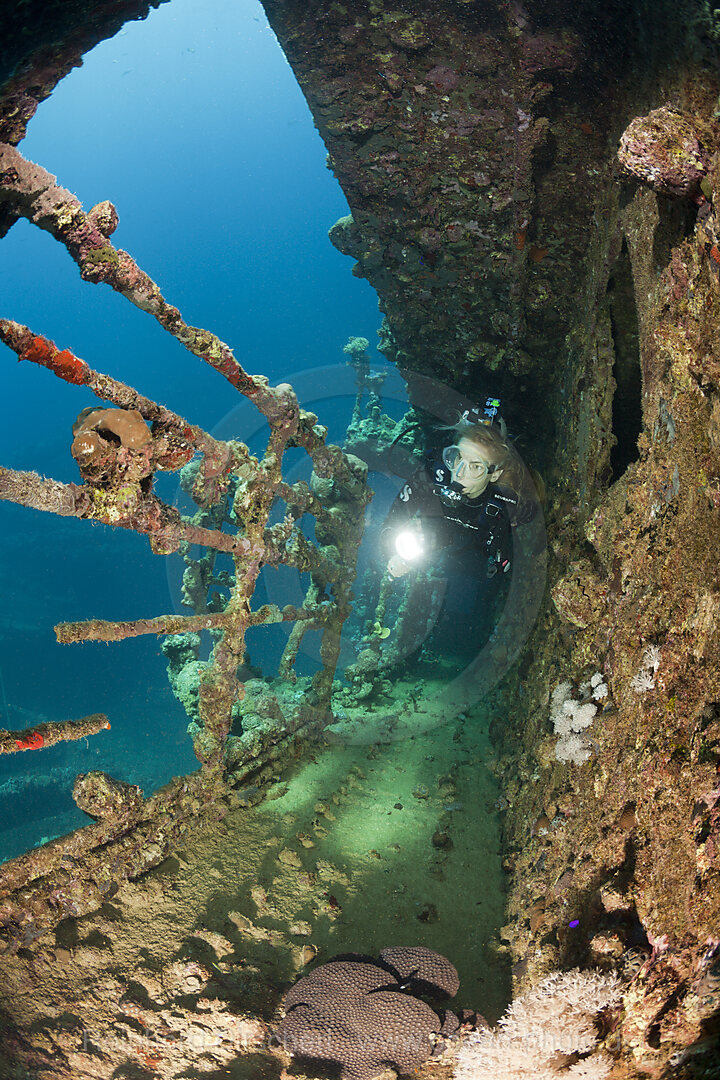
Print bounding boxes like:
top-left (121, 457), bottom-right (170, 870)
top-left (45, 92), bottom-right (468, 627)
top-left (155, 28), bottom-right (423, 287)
top-left (0, 465), bottom-right (258, 556)
top-left (0, 317), bottom-right (249, 477)
top-left (55, 601), bottom-right (334, 644)
top-left (0, 713), bottom-right (110, 755)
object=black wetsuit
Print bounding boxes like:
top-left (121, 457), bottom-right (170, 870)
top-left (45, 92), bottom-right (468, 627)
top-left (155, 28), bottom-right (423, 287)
top-left (381, 456), bottom-right (535, 657)
top-left (382, 456), bottom-right (533, 571)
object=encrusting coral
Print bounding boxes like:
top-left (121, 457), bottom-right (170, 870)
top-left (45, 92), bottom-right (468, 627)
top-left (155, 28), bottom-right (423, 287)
top-left (72, 405), bottom-right (151, 449)
top-left (71, 770), bottom-right (144, 820)
top-left (618, 106), bottom-right (710, 198)
top-left (70, 405), bottom-right (153, 485)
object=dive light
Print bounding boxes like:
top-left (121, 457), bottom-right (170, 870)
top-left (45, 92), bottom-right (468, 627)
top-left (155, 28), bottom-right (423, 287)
top-left (394, 527), bottom-right (424, 563)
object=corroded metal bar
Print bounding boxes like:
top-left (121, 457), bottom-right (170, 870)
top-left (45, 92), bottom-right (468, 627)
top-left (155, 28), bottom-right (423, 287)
top-left (267, 526), bottom-right (343, 582)
top-left (0, 714), bottom-right (110, 755)
top-left (194, 392), bottom-right (303, 773)
top-left (0, 318), bottom-right (249, 473)
top-left (0, 147), bottom-right (362, 480)
top-left (0, 466), bottom-right (82, 519)
top-left (0, 819), bottom-right (125, 899)
top-left (280, 582), bottom-right (323, 679)
top-left (0, 467), bottom-right (344, 580)
top-left (0, 143), bottom-right (321, 450)
top-left (0, 144), bottom-right (262, 398)
top-left (55, 602), bottom-right (334, 644)
top-left (308, 457), bottom-right (371, 701)
top-left (275, 477), bottom-right (338, 535)
top-left (276, 479), bottom-right (325, 518)
top-left (0, 466), bottom-right (256, 556)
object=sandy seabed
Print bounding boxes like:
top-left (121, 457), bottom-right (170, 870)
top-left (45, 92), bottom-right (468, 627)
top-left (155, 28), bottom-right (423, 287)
top-left (0, 687), bottom-right (509, 1079)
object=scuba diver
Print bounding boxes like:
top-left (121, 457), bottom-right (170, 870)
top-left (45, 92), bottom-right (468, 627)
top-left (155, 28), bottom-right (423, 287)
top-left (380, 399), bottom-right (538, 663)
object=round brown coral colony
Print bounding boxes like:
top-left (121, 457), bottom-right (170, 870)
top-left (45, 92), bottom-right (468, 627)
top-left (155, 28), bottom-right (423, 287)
top-left (344, 991), bottom-right (442, 1075)
top-left (283, 959), bottom-right (398, 1009)
top-left (275, 951), bottom-right (459, 1080)
top-left (379, 945), bottom-right (461, 996)
top-left (72, 406), bottom-right (152, 449)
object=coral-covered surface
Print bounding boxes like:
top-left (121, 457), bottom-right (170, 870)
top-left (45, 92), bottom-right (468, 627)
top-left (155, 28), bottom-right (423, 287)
top-left (261, 0), bottom-right (703, 452)
top-left (263, 0), bottom-right (584, 434)
top-left (618, 106), bottom-right (711, 198)
top-left (489, 94), bottom-right (720, 1080)
top-left (2, 0), bottom-right (720, 1077)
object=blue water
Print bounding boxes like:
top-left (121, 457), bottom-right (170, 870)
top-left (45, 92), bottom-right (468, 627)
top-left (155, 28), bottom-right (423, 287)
top-left (0, 0), bottom-right (381, 860)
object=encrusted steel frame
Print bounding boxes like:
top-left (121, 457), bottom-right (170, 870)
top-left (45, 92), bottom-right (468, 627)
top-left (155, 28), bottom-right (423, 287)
top-left (0, 142), bottom-right (370, 952)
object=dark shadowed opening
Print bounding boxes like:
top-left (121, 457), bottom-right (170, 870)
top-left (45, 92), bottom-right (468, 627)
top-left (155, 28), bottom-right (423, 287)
top-left (607, 240), bottom-right (642, 479)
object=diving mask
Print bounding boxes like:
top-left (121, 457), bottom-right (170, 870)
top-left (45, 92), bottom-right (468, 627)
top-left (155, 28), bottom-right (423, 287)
top-left (442, 444), bottom-right (498, 482)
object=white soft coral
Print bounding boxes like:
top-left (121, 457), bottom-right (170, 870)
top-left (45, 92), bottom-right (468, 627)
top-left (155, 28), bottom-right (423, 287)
top-left (567, 701), bottom-right (598, 732)
top-left (550, 682), bottom-right (598, 763)
top-left (453, 970), bottom-right (622, 1080)
top-left (631, 645), bottom-right (662, 693)
top-left (555, 732), bottom-right (592, 765)
top-left (630, 669), bottom-right (656, 693)
top-left (643, 645), bottom-right (661, 671)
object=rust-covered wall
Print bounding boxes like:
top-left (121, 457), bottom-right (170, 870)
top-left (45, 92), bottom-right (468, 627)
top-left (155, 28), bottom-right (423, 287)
top-left (259, 1), bottom-right (720, 1075)
top-left (0, 0), bottom-right (165, 236)
top-left (260, 0), bottom-right (712, 470)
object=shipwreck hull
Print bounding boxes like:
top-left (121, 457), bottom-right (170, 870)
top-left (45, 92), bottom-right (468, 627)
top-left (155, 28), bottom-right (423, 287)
top-left (0, 0), bottom-right (719, 1077)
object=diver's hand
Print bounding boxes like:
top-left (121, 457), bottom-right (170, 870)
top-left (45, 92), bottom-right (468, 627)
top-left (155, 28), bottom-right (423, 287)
top-left (388, 555), bottom-right (411, 578)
